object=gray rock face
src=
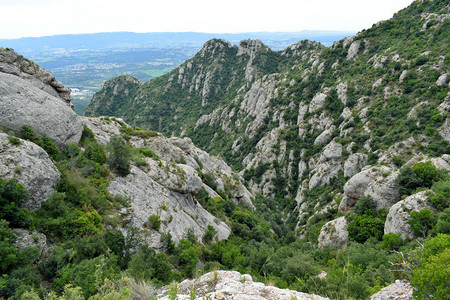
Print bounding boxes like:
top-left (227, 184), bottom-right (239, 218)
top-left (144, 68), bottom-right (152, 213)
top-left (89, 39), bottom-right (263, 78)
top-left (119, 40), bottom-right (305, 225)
top-left (369, 280), bottom-right (413, 300)
top-left (384, 191), bottom-right (432, 239)
top-left (344, 153), bottom-right (368, 178)
top-left (0, 133), bottom-right (60, 210)
top-left (339, 166), bottom-right (400, 212)
top-left (0, 48), bottom-right (73, 105)
top-left (81, 117), bottom-right (253, 246)
top-left (13, 229), bottom-right (48, 258)
top-left (110, 166), bottom-right (230, 247)
top-left (0, 73), bottom-right (82, 145)
top-left (159, 271), bottom-right (329, 300)
top-left (436, 73), bottom-right (448, 86)
top-left (318, 216), bottom-right (348, 248)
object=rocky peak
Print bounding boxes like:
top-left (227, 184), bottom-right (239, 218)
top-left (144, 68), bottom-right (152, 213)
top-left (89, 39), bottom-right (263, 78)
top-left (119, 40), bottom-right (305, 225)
top-left (237, 39), bottom-right (270, 57)
top-left (0, 48), bottom-right (73, 107)
top-left (281, 39), bottom-right (324, 57)
top-left (199, 39), bottom-right (233, 57)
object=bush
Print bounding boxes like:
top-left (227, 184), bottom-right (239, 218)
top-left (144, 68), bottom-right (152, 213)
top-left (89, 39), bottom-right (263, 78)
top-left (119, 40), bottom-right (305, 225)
top-left (380, 233), bottom-right (404, 250)
top-left (408, 209), bottom-right (436, 238)
top-left (148, 214), bottom-right (161, 231)
top-left (108, 136), bottom-right (131, 176)
top-left (0, 178), bottom-right (30, 228)
top-left (427, 180), bottom-right (450, 211)
top-left (41, 136), bottom-right (60, 160)
top-left (348, 214), bottom-right (385, 243)
top-left (411, 234), bottom-right (450, 299)
top-left (433, 208), bottom-right (450, 235)
top-left (354, 195), bottom-right (376, 216)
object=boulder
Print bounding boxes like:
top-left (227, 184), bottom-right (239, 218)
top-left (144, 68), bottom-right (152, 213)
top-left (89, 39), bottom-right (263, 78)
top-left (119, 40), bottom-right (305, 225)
top-left (13, 229), bottom-right (48, 257)
top-left (0, 133), bottom-right (60, 210)
top-left (384, 191), bottom-right (432, 239)
top-left (339, 166), bottom-right (400, 212)
top-left (369, 280), bottom-right (413, 300)
top-left (318, 216), bottom-right (348, 248)
top-left (158, 271), bottom-right (329, 300)
top-left (0, 73), bottom-right (82, 145)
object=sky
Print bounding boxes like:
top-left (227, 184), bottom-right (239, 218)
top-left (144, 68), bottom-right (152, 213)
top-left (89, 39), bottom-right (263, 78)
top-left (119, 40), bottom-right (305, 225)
top-left (0, 0), bottom-right (415, 39)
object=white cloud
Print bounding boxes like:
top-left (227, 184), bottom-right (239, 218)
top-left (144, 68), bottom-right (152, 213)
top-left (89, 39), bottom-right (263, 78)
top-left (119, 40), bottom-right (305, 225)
top-left (0, 0), bottom-right (414, 39)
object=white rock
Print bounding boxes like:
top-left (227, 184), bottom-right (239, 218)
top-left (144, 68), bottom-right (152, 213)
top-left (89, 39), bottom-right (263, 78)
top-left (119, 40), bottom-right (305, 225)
top-left (159, 271), bottom-right (329, 300)
top-left (0, 73), bottom-right (82, 145)
top-left (344, 153), bottom-right (368, 178)
top-left (318, 216), bottom-right (348, 248)
top-left (369, 280), bottom-right (413, 300)
top-left (309, 92), bottom-right (328, 112)
top-left (384, 191), bottom-right (432, 239)
top-left (0, 133), bottom-right (60, 210)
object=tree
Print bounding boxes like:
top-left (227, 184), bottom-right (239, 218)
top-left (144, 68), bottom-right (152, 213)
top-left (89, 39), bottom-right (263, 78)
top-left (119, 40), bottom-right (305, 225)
top-left (411, 234), bottom-right (450, 299)
top-left (408, 209), bottom-right (436, 238)
top-left (108, 136), bottom-right (131, 176)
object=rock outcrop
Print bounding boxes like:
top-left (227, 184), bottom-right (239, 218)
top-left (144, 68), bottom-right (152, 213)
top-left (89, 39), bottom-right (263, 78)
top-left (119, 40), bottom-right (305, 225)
top-left (0, 48), bottom-right (73, 105)
top-left (158, 271), bottom-right (329, 300)
top-left (369, 280), bottom-right (414, 300)
top-left (82, 117), bottom-right (253, 246)
top-left (384, 191), bottom-right (432, 239)
top-left (0, 133), bottom-right (60, 210)
top-left (318, 216), bottom-right (348, 248)
top-left (339, 166), bottom-right (400, 212)
top-left (0, 72), bottom-right (82, 145)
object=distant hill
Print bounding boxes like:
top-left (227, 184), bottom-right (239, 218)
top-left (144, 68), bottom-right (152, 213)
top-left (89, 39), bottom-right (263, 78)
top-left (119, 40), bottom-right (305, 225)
top-left (0, 31), bottom-right (355, 54)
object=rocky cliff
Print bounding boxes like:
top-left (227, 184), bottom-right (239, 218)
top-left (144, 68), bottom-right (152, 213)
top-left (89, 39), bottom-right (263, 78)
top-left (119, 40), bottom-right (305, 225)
top-left (0, 48), bottom-right (82, 145)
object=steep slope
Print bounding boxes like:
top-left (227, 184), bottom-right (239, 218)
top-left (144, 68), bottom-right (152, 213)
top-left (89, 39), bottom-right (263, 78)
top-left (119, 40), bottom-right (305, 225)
top-left (87, 0), bottom-right (449, 232)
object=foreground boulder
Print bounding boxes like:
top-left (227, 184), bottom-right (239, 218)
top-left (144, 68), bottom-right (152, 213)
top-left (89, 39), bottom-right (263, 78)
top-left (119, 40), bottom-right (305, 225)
top-left (369, 280), bottom-right (413, 300)
top-left (158, 271), bottom-right (329, 300)
top-left (0, 133), bottom-right (60, 210)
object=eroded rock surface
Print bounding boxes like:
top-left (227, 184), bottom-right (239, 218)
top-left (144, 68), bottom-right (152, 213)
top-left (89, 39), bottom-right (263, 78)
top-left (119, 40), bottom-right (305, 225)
top-left (0, 73), bottom-right (82, 145)
top-left (0, 133), bottom-right (60, 210)
top-left (384, 191), bottom-right (432, 239)
top-left (318, 216), bottom-right (348, 248)
top-left (369, 280), bottom-right (413, 300)
top-left (159, 271), bottom-right (329, 300)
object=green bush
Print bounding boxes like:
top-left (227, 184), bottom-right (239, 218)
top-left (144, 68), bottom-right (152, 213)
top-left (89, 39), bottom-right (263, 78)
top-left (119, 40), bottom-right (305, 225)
top-left (380, 233), bottom-right (404, 250)
top-left (41, 136), bottom-right (60, 160)
top-left (427, 180), bottom-right (450, 211)
top-left (128, 246), bottom-right (172, 283)
top-left (408, 209), bottom-right (436, 238)
top-left (108, 136), bottom-right (131, 176)
top-left (0, 178), bottom-right (30, 228)
top-left (433, 208), bottom-right (450, 235)
top-left (354, 195), bottom-right (376, 216)
top-left (411, 234), bottom-right (450, 299)
top-left (348, 213), bottom-right (385, 243)
top-left (148, 214), bottom-right (161, 231)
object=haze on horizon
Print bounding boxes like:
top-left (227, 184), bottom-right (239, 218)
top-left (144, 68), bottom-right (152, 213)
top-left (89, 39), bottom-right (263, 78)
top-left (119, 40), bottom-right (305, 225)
top-left (0, 0), bottom-right (415, 39)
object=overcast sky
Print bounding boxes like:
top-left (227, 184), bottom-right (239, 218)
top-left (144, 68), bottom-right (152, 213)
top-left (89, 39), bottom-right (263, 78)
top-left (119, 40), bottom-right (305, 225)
top-left (0, 0), bottom-right (415, 39)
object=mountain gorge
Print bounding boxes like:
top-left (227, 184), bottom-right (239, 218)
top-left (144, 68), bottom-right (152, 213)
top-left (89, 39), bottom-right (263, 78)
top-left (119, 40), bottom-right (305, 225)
top-left (0, 0), bottom-right (449, 299)
top-left (86, 0), bottom-right (449, 230)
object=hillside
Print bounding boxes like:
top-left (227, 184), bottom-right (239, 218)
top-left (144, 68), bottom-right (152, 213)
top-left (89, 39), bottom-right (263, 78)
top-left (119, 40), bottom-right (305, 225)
top-left (0, 0), bottom-right (449, 299)
top-left (86, 0), bottom-right (449, 226)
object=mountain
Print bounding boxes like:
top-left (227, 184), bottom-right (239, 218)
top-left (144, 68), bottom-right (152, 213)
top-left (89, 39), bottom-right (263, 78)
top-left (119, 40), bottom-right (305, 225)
top-left (1, 1), bottom-right (449, 299)
top-left (86, 0), bottom-right (449, 230)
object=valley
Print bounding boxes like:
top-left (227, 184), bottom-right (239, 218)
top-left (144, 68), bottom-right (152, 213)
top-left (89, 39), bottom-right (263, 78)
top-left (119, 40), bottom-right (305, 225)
top-left (0, 1), bottom-right (449, 299)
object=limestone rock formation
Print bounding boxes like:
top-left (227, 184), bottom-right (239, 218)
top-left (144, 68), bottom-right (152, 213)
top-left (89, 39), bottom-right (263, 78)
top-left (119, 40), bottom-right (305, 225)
top-left (81, 117), bottom-right (253, 246)
top-left (0, 133), bottom-right (60, 210)
top-left (0, 48), bottom-right (73, 105)
top-left (384, 191), bottom-right (432, 239)
top-left (158, 271), bottom-right (329, 300)
top-left (344, 153), bottom-right (368, 178)
top-left (318, 216), bottom-right (348, 248)
top-left (369, 280), bottom-right (413, 300)
top-left (339, 166), bottom-right (400, 212)
top-left (0, 72), bottom-right (82, 145)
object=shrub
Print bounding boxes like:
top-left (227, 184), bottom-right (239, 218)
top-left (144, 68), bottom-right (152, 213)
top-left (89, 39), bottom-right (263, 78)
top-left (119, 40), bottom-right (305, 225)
top-left (433, 208), bottom-right (450, 235)
top-left (427, 180), bottom-right (450, 211)
top-left (380, 233), bottom-right (404, 250)
top-left (411, 234), bottom-right (450, 299)
top-left (354, 195), bottom-right (376, 216)
top-left (408, 209), bottom-right (436, 238)
top-left (7, 135), bottom-right (21, 146)
top-left (348, 214), bottom-right (385, 243)
top-left (41, 136), bottom-right (59, 160)
top-left (108, 135), bottom-right (131, 176)
top-left (148, 214), bottom-right (161, 231)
